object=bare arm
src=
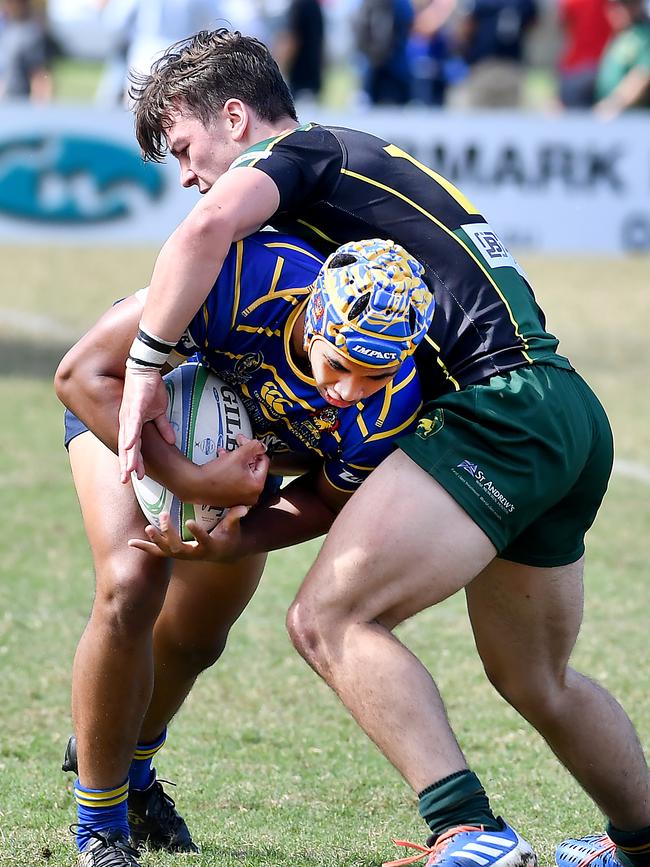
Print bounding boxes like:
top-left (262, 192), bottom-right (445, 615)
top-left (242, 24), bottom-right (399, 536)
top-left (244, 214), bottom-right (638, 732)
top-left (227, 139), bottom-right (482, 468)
top-left (595, 67), bottom-right (650, 118)
top-left (30, 67), bottom-right (53, 102)
top-left (140, 167), bottom-right (281, 344)
top-left (54, 296), bottom-right (268, 507)
top-left (128, 469), bottom-right (353, 561)
top-left (413, 0), bottom-right (457, 38)
top-left (118, 167), bottom-right (281, 478)
top-left (238, 470), bottom-right (350, 554)
top-left (56, 296), bottom-right (152, 452)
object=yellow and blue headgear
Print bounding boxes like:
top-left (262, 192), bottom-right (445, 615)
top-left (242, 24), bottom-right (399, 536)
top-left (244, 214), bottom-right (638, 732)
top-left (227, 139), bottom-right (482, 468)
top-left (304, 239), bottom-right (434, 367)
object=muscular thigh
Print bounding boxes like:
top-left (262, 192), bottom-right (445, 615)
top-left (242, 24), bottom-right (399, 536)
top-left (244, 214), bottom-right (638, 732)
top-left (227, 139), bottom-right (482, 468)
top-left (68, 430), bottom-right (167, 592)
top-left (466, 556), bottom-right (584, 683)
top-left (70, 431), bottom-right (267, 634)
top-left (295, 450), bottom-right (497, 629)
top-left (160, 554), bottom-right (267, 642)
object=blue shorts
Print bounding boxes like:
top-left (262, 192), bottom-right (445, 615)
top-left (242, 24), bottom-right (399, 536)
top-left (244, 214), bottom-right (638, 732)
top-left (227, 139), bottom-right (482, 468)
top-left (64, 408), bottom-right (88, 449)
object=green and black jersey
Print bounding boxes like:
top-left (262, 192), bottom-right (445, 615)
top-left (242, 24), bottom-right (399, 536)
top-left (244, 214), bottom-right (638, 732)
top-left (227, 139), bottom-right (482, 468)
top-left (231, 123), bottom-right (572, 402)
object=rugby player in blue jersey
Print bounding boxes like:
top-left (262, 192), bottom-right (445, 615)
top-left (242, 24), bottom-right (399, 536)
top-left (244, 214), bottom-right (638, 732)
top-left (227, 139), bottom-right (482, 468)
top-left (54, 236), bottom-right (432, 867)
top-left (113, 28), bottom-right (650, 867)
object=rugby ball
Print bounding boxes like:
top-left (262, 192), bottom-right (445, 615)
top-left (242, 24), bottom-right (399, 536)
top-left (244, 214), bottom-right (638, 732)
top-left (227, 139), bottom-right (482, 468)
top-left (131, 362), bottom-right (252, 541)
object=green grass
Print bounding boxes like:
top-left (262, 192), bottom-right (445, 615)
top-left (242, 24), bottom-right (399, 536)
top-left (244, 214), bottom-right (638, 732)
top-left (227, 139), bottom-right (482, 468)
top-left (1, 251), bottom-right (648, 866)
top-left (52, 57), bottom-right (104, 103)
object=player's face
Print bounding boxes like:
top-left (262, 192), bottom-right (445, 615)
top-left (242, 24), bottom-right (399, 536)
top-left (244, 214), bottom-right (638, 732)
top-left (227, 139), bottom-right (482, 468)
top-left (165, 109), bottom-right (241, 193)
top-left (309, 338), bottom-right (400, 408)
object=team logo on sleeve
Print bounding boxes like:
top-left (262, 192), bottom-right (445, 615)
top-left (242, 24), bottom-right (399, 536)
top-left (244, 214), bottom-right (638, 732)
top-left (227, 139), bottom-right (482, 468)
top-left (334, 467), bottom-right (365, 487)
top-left (461, 223), bottom-right (528, 278)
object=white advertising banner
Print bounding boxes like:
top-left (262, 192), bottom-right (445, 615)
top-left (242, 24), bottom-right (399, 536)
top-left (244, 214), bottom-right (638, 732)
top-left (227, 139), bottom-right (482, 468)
top-left (316, 107), bottom-right (650, 254)
top-left (1, 103), bottom-right (648, 252)
top-left (0, 104), bottom-right (199, 245)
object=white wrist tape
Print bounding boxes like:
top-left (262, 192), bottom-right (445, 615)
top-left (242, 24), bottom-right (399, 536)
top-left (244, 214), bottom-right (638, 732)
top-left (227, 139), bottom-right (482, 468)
top-left (127, 326), bottom-right (176, 369)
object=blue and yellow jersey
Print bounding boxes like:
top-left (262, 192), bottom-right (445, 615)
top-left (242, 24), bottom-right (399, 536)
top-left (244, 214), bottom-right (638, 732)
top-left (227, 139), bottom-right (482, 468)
top-left (230, 124), bottom-right (573, 402)
top-left (173, 231), bottom-right (422, 494)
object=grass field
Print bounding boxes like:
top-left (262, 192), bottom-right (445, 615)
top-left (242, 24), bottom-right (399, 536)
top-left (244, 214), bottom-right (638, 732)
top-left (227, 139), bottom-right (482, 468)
top-left (1, 249), bottom-right (648, 867)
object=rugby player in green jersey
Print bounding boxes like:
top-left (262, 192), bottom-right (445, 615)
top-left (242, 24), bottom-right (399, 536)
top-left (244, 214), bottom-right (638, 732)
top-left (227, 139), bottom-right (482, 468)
top-left (115, 29), bottom-right (650, 867)
top-left (55, 237), bottom-right (432, 867)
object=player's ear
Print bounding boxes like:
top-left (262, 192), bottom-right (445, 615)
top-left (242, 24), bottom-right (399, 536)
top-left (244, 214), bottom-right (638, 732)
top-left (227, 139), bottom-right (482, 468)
top-left (223, 98), bottom-right (249, 141)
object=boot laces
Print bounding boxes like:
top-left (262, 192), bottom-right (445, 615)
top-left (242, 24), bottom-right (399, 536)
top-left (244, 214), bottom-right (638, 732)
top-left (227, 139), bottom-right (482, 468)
top-left (146, 779), bottom-right (181, 828)
top-left (69, 825), bottom-right (139, 866)
top-left (383, 824), bottom-right (486, 867)
top-left (576, 837), bottom-right (618, 867)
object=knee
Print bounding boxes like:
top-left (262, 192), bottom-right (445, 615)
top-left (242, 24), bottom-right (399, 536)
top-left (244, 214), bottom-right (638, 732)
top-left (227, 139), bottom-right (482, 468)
top-left (156, 623), bottom-right (229, 676)
top-left (91, 555), bottom-right (168, 635)
top-left (286, 593), bottom-right (342, 678)
top-left (483, 660), bottom-right (567, 726)
top-left (286, 598), bottom-right (321, 669)
top-left (185, 633), bottom-right (228, 672)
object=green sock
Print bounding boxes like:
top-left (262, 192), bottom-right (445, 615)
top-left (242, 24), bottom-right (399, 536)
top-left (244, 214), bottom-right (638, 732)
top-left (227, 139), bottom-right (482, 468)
top-left (607, 822), bottom-right (650, 867)
top-left (418, 770), bottom-right (501, 837)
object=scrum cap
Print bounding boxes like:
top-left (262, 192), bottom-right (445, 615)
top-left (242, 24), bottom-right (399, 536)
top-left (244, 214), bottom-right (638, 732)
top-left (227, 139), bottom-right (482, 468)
top-left (304, 239), bottom-right (434, 367)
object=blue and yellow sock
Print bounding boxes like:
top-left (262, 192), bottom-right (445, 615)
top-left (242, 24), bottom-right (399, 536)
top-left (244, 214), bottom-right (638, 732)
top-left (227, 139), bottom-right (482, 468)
top-left (129, 729), bottom-right (167, 791)
top-left (608, 822), bottom-right (650, 867)
top-left (418, 770), bottom-right (501, 837)
top-left (74, 778), bottom-right (130, 852)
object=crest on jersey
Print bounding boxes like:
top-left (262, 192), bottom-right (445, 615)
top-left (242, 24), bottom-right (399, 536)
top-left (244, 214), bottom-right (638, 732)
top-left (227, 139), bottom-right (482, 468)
top-left (416, 409), bottom-right (444, 439)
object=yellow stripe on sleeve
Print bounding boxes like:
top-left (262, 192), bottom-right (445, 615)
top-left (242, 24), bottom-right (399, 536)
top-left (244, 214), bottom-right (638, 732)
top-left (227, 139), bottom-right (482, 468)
top-left (365, 405), bottom-right (422, 442)
top-left (264, 241), bottom-right (325, 265)
top-left (229, 240), bottom-right (245, 330)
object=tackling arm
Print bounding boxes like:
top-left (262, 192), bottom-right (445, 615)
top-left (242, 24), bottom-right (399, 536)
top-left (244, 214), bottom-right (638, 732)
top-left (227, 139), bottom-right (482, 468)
top-left (118, 168), bottom-right (281, 478)
top-left (54, 295), bottom-right (268, 507)
top-left (140, 168), bottom-right (281, 345)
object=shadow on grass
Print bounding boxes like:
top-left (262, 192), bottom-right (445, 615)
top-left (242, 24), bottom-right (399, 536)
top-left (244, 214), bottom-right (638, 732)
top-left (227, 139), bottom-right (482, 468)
top-left (0, 336), bottom-right (73, 380)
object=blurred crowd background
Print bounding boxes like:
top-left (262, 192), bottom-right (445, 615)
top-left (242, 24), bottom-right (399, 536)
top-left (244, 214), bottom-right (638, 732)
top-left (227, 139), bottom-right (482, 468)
top-left (1, 0), bottom-right (649, 117)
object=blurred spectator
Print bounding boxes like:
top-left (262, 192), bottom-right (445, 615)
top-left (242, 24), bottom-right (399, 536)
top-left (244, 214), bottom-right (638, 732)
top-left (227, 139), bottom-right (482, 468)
top-left (220, 0), bottom-right (275, 43)
top-left (94, 0), bottom-right (135, 105)
top-left (274, 0), bottom-right (325, 100)
top-left (449, 0), bottom-right (537, 107)
top-left (95, 0), bottom-right (222, 106)
top-left (409, 0), bottom-right (457, 105)
top-left (355, 0), bottom-right (415, 104)
top-left (594, 0), bottom-right (650, 116)
top-left (557, 0), bottom-right (612, 108)
top-left (0, 0), bottom-right (52, 100)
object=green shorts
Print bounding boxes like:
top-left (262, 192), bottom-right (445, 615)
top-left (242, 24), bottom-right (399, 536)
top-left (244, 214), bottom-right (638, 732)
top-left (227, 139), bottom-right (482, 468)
top-left (398, 365), bottom-right (614, 567)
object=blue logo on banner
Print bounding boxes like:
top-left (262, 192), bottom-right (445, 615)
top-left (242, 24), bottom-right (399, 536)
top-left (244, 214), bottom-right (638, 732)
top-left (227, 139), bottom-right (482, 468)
top-left (0, 135), bottom-right (164, 222)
